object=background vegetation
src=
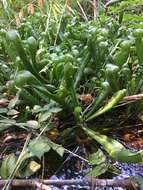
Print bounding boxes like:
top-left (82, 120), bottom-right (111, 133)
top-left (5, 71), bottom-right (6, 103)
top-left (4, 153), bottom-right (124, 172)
top-left (0, 0), bottom-right (143, 188)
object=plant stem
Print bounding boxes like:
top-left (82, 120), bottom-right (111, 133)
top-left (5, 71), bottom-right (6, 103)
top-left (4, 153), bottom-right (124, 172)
top-left (0, 178), bottom-right (138, 189)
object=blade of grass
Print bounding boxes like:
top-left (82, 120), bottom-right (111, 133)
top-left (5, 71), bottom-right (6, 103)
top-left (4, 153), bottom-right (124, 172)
top-left (2, 134), bottom-right (32, 190)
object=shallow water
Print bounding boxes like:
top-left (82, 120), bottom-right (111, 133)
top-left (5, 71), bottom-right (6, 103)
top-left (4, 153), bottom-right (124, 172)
top-left (50, 147), bottom-right (143, 190)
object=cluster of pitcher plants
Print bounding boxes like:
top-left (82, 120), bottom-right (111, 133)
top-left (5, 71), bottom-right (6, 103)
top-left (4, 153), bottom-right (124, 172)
top-left (0, 0), bottom-right (143, 182)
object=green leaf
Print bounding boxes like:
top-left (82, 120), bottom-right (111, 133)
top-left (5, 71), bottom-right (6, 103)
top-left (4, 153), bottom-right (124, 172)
top-left (28, 138), bottom-right (51, 159)
top-left (52, 146), bottom-right (65, 157)
top-left (0, 108), bottom-right (8, 114)
top-left (86, 89), bottom-right (126, 121)
top-left (8, 93), bottom-right (19, 109)
top-left (0, 150), bottom-right (34, 179)
top-left (33, 86), bottom-right (60, 104)
top-left (33, 102), bottom-right (62, 114)
top-left (28, 137), bottom-right (65, 158)
top-left (26, 120), bottom-right (39, 129)
top-left (108, 164), bottom-right (121, 175)
top-left (86, 163), bottom-right (108, 177)
top-left (74, 106), bottom-right (82, 122)
top-left (0, 119), bottom-right (16, 124)
top-left (48, 140), bottom-right (65, 157)
top-left (0, 154), bottom-right (17, 179)
top-left (49, 107), bottom-right (62, 113)
top-left (0, 119), bottom-right (16, 132)
top-left (83, 127), bottom-right (143, 163)
top-left (39, 111), bottom-right (52, 122)
top-left (38, 103), bottom-right (62, 122)
top-left (0, 123), bottom-right (12, 132)
top-left (89, 149), bottom-right (106, 165)
top-left (7, 109), bottom-right (19, 116)
top-left (18, 150), bottom-right (33, 163)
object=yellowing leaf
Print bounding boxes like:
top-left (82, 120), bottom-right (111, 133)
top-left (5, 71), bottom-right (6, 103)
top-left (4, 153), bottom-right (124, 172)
top-left (86, 89), bottom-right (126, 121)
top-left (29, 161), bottom-right (41, 173)
top-left (17, 161), bottom-right (41, 178)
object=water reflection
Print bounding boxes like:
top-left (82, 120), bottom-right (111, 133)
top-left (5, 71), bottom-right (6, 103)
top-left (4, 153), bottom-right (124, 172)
top-left (50, 147), bottom-right (143, 190)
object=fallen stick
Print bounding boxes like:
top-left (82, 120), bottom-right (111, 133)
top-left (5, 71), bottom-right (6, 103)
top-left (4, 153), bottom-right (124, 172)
top-left (114, 94), bottom-right (143, 108)
top-left (123, 94), bottom-right (143, 101)
top-left (0, 178), bottom-right (139, 189)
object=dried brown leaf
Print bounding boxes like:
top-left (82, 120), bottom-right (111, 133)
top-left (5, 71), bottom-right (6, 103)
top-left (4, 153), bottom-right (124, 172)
top-left (28, 3), bottom-right (34, 14)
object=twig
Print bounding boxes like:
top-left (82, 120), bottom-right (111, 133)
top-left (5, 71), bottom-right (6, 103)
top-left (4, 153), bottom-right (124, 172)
top-left (84, 93), bottom-right (143, 114)
top-left (3, 0), bottom-right (38, 28)
top-left (0, 178), bottom-right (139, 189)
top-left (35, 181), bottom-right (51, 190)
top-left (54, 2), bottom-right (66, 46)
top-left (2, 134), bottom-right (31, 190)
top-left (105, 0), bottom-right (122, 7)
top-left (54, 146), bottom-right (79, 175)
top-left (93, 0), bottom-right (99, 20)
top-left (64, 148), bottom-right (89, 163)
top-left (114, 94), bottom-right (143, 108)
top-left (77, 0), bottom-right (88, 21)
top-left (123, 94), bottom-right (143, 101)
top-left (115, 100), bottom-right (137, 108)
top-left (112, 93), bottom-right (143, 109)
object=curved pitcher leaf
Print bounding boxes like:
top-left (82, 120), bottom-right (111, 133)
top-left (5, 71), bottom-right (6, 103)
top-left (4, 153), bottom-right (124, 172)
top-left (86, 89), bottom-right (126, 121)
top-left (83, 127), bottom-right (143, 164)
